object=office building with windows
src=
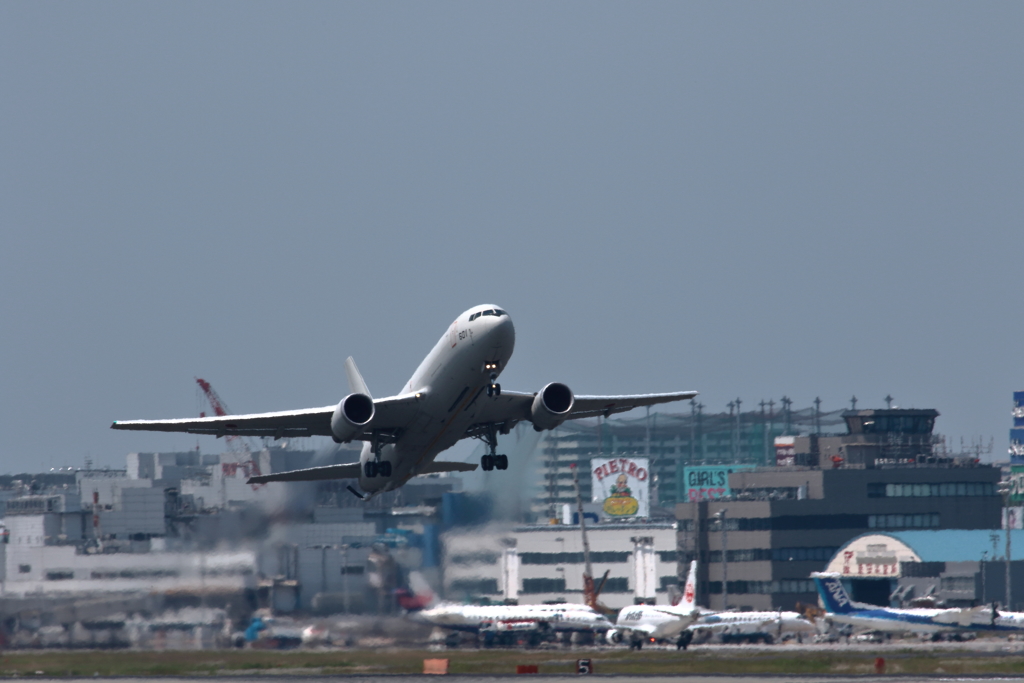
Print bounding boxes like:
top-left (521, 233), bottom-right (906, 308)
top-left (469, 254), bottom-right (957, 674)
top-left (675, 407), bottom-right (1002, 611)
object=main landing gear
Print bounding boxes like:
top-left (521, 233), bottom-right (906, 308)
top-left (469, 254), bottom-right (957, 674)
top-left (363, 432), bottom-right (392, 478)
top-left (480, 424), bottom-right (508, 472)
top-left (481, 454), bottom-right (508, 471)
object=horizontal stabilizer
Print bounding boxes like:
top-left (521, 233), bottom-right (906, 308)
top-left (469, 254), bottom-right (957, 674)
top-left (418, 461), bottom-right (478, 475)
top-left (248, 462), bottom-right (360, 484)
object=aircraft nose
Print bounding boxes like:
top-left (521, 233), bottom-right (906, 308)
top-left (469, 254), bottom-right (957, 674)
top-left (487, 312), bottom-right (515, 347)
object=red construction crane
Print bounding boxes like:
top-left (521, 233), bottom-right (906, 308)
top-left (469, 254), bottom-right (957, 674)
top-left (196, 377), bottom-right (231, 417)
top-left (195, 377), bottom-right (263, 485)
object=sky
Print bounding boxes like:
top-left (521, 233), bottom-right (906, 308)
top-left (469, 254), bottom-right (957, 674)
top-left (1, 2), bottom-right (1022, 472)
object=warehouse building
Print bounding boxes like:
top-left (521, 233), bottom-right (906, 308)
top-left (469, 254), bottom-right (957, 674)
top-left (441, 522), bottom-right (677, 609)
top-left (825, 530), bottom-right (1024, 610)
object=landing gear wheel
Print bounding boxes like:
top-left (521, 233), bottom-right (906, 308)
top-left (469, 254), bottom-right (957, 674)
top-left (481, 454), bottom-right (494, 471)
top-left (364, 461), bottom-right (378, 478)
top-left (496, 454), bottom-right (508, 470)
top-left (379, 461), bottom-right (392, 477)
top-left (487, 383), bottom-right (501, 397)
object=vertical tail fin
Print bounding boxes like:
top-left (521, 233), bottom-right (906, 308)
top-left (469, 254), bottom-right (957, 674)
top-left (345, 356), bottom-right (372, 398)
top-left (681, 560), bottom-right (698, 610)
top-left (812, 573), bottom-right (855, 614)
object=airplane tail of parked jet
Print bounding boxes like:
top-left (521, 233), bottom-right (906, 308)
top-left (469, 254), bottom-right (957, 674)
top-left (680, 560), bottom-right (698, 611)
top-left (812, 573), bottom-right (857, 614)
top-left (396, 571), bottom-right (437, 611)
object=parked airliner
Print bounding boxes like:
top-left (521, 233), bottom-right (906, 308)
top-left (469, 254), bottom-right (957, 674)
top-left (688, 609), bottom-right (817, 645)
top-left (112, 305), bottom-right (698, 498)
top-left (413, 601), bottom-right (613, 646)
top-left (607, 561), bottom-right (700, 649)
top-left (813, 572), bottom-right (1024, 636)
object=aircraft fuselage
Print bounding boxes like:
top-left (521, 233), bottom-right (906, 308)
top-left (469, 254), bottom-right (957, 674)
top-left (358, 306), bottom-right (515, 494)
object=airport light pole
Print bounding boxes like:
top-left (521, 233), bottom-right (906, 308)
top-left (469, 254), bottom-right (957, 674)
top-left (999, 481), bottom-right (1012, 609)
top-left (309, 544), bottom-right (333, 597)
top-left (340, 543), bottom-right (351, 614)
top-left (714, 509), bottom-right (728, 610)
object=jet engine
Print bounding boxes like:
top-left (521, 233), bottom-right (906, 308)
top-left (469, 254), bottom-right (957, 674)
top-left (606, 629), bottom-right (623, 645)
top-left (530, 382), bottom-right (574, 431)
top-left (331, 393), bottom-right (374, 443)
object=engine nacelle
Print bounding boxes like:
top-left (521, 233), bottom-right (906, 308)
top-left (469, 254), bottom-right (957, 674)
top-left (530, 382), bottom-right (574, 431)
top-left (331, 392), bottom-right (374, 443)
top-left (606, 629), bottom-right (623, 645)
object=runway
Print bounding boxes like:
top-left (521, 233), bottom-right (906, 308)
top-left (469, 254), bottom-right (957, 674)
top-left (39, 678), bottom-right (1024, 683)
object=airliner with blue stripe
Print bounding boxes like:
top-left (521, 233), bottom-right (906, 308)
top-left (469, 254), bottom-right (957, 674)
top-left (812, 572), bottom-right (1024, 635)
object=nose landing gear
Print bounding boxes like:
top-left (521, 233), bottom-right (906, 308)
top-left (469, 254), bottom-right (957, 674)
top-left (486, 372), bottom-right (501, 397)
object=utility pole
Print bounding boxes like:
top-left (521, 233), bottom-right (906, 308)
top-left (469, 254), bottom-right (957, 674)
top-left (689, 400), bottom-right (696, 464)
top-left (735, 398), bottom-right (743, 460)
top-left (727, 402), bottom-right (736, 459)
top-left (715, 509), bottom-right (728, 610)
top-left (1000, 481), bottom-right (1013, 609)
top-left (645, 406), bottom-right (651, 459)
top-left (814, 397), bottom-right (822, 436)
top-left (781, 397), bottom-right (792, 436)
top-left (885, 394), bottom-right (894, 409)
top-left (850, 395), bottom-right (858, 411)
top-left (341, 543), bottom-right (351, 613)
top-left (759, 400), bottom-right (768, 466)
top-left (697, 403), bottom-right (705, 461)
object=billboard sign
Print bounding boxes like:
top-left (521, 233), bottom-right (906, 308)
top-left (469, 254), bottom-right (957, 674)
top-left (1009, 466), bottom-right (1024, 505)
top-left (682, 465), bottom-right (754, 502)
top-left (592, 457), bottom-right (649, 519)
top-left (775, 436), bottom-right (796, 466)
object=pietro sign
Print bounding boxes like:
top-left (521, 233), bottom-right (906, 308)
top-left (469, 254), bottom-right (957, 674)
top-left (592, 457), bottom-right (649, 519)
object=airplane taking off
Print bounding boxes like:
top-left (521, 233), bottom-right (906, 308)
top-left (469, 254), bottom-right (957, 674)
top-left (112, 305), bottom-right (698, 498)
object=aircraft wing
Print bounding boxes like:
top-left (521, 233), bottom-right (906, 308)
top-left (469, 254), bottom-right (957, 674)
top-left (111, 393), bottom-right (422, 441)
top-left (566, 391), bottom-right (700, 419)
top-left (464, 389), bottom-right (698, 436)
top-left (248, 463), bottom-right (361, 484)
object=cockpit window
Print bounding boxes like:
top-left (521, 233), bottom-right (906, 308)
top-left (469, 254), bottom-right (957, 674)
top-left (470, 309), bottom-right (506, 321)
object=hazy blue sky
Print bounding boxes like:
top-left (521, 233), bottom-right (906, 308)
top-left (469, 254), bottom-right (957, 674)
top-left (2, 2), bottom-right (1021, 471)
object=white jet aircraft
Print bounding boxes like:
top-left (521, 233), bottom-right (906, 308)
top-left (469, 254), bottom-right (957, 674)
top-left (607, 560), bottom-right (701, 649)
top-left (414, 601), bottom-right (613, 646)
top-left (688, 609), bottom-right (817, 645)
top-left (813, 572), bottom-right (1024, 637)
top-left (112, 305), bottom-right (698, 498)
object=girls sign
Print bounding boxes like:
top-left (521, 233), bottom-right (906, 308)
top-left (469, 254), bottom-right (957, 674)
top-left (591, 457), bottom-right (649, 519)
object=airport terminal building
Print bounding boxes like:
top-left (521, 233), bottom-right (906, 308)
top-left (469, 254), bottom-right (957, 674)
top-left (675, 408), bottom-right (1002, 611)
